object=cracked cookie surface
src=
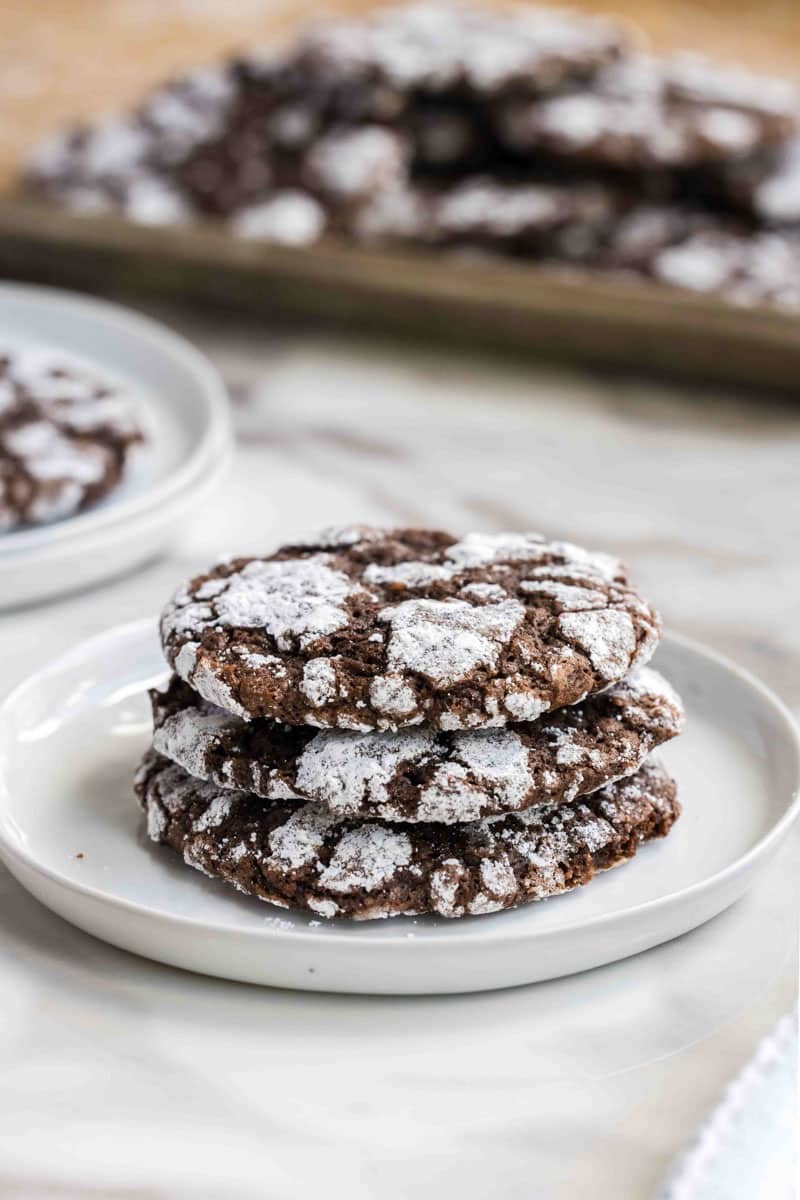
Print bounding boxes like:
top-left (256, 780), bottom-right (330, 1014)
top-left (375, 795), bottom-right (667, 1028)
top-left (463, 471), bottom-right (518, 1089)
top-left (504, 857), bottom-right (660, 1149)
top-left (160, 526), bottom-right (661, 731)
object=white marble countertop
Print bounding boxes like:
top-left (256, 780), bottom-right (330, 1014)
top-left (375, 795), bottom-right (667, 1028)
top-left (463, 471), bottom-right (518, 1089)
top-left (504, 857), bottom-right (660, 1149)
top-left (1, 302), bottom-right (797, 1200)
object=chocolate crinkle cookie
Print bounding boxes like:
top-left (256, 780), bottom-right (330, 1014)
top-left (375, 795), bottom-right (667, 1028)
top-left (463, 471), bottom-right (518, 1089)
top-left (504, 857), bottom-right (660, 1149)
top-left (494, 53), bottom-right (798, 169)
top-left (650, 228), bottom-right (800, 309)
top-left (159, 526), bottom-right (661, 731)
top-left (706, 136), bottom-right (800, 227)
top-left (0, 347), bottom-right (143, 531)
top-left (288, 3), bottom-right (626, 107)
top-left (136, 752), bottom-right (680, 920)
top-left (347, 174), bottom-right (623, 257)
top-left (150, 666), bottom-right (683, 823)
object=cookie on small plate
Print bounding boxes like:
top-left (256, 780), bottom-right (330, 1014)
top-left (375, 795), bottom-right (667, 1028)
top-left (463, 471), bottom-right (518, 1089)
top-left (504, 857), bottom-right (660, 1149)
top-left (136, 752), bottom-right (680, 920)
top-left (0, 347), bottom-right (143, 531)
top-left (160, 526), bottom-right (661, 731)
top-left (151, 666), bottom-right (683, 823)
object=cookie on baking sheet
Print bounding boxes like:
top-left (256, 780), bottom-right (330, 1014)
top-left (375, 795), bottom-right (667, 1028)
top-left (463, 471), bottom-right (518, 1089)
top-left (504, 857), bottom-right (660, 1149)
top-left (159, 526), bottom-right (661, 731)
top-left (430, 175), bottom-right (620, 250)
top-left (709, 137), bottom-right (800, 228)
top-left (495, 54), bottom-right (798, 170)
top-left (594, 204), bottom-right (717, 271)
top-left (136, 752), bottom-right (680, 920)
top-left (651, 228), bottom-right (800, 309)
top-left (26, 64), bottom-right (238, 224)
top-left (292, 4), bottom-right (626, 111)
top-left (150, 667), bottom-right (683, 823)
top-left (0, 348), bottom-right (144, 531)
top-left (348, 174), bottom-right (623, 261)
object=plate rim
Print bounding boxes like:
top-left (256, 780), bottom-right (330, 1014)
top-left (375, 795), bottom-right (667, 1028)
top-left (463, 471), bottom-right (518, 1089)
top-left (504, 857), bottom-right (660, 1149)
top-left (1, 618), bottom-right (798, 949)
top-left (0, 444), bottom-right (231, 573)
top-left (0, 281), bottom-right (232, 554)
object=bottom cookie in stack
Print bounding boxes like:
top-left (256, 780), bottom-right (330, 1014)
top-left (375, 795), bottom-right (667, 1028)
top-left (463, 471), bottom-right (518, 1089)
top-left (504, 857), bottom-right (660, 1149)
top-left (136, 752), bottom-right (679, 920)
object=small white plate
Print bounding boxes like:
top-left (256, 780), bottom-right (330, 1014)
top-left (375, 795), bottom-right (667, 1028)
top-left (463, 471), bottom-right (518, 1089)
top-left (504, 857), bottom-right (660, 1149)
top-left (0, 620), bottom-right (797, 995)
top-left (0, 283), bottom-right (232, 607)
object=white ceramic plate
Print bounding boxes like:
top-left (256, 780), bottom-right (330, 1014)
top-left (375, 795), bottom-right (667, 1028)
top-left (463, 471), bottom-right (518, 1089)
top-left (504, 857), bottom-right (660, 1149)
top-left (0, 283), bottom-right (232, 607)
top-left (0, 620), bottom-right (797, 995)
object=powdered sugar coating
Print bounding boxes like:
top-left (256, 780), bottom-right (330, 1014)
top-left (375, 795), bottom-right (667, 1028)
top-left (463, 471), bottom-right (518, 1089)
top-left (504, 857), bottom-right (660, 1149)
top-left (137, 752), bottom-right (680, 920)
top-left (189, 658), bottom-right (250, 720)
top-left (268, 803), bottom-right (339, 869)
top-left (27, 61), bottom-right (237, 214)
top-left (503, 692), bottom-right (549, 721)
top-left (380, 597), bottom-right (525, 687)
top-left (317, 825), bottom-right (413, 892)
top-left (368, 674), bottom-right (419, 718)
top-left (230, 191), bottom-right (327, 245)
top-left (303, 126), bottom-right (408, 203)
top-left (160, 526), bottom-right (661, 730)
top-left (416, 728), bottom-right (532, 822)
top-left (520, 579), bottom-right (608, 609)
top-left (294, 727), bottom-right (435, 815)
top-left (162, 555), bottom-right (358, 659)
top-left (301, 657), bottom-right (340, 707)
top-left (495, 53), bottom-right (797, 169)
top-left (295, 4), bottom-right (626, 100)
top-left (557, 609), bottom-right (637, 681)
top-left (150, 665), bottom-right (683, 823)
top-left (24, 5), bottom-right (800, 324)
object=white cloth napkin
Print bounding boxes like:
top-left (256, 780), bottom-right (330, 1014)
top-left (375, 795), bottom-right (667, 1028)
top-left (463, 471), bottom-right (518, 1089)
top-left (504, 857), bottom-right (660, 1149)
top-left (658, 1012), bottom-right (797, 1200)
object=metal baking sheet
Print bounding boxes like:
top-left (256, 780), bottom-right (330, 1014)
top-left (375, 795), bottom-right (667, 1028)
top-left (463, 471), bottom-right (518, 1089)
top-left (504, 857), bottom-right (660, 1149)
top-left (0, 195), bottom-right (797, 390)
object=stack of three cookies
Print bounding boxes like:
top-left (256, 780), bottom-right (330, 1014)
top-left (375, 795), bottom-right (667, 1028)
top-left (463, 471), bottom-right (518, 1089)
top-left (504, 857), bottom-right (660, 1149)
top-left (136, 527), bottom-right (684, 920)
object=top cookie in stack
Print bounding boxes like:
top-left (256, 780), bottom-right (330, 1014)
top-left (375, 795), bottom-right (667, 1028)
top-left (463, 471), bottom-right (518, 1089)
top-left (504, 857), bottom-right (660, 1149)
top-left (138, 527), bottom-right (684, 920)
top-left (159, 526), bottom-right (661, 730)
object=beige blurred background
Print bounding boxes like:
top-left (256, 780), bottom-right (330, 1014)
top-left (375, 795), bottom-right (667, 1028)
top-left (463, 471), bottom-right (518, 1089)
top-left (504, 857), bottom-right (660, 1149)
top-left (1, 0), bottom-right (798, 188)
